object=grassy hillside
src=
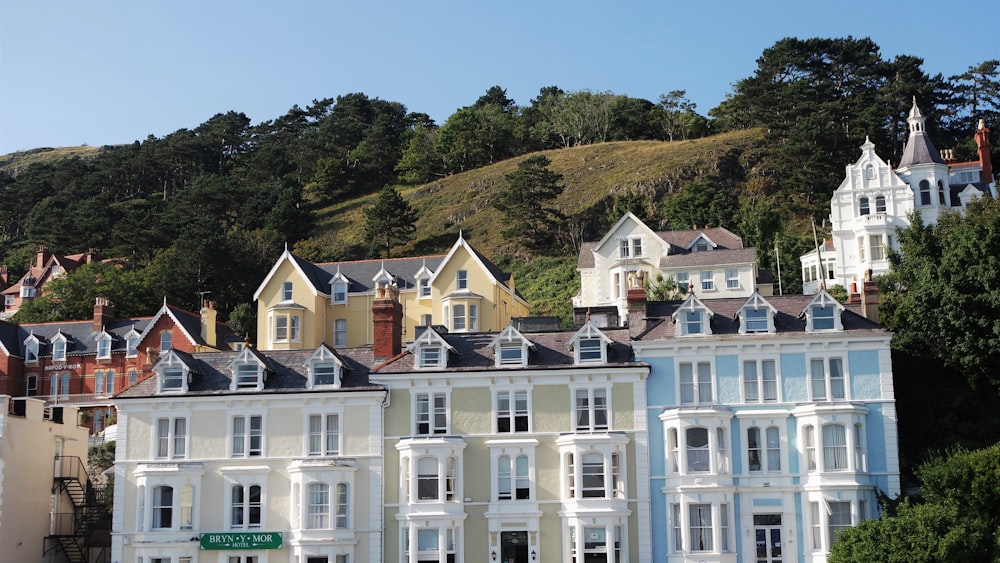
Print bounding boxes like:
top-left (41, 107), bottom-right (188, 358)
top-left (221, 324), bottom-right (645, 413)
top-left (305, 128), bottom-right (769, 261)
top-left (0, 145), bottom-right (105, 177)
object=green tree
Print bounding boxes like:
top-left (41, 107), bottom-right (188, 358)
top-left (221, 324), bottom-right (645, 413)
top-left (494, 155), bottom-right (565, 253)
top-left (646, 273), bottom-right (687, 300)
top-left (950, 59), bottom-right (1000, 135)
top-left (880, 197), bottom-right (1000, 389)
top-left (363, 185), bottom-right (418, 258)
top-left (12, 262), bottom-right (151, 323)
top-left (830, 444), bottom-right (1000, 563)
top-left (662, 181), bottom-right (739, 230)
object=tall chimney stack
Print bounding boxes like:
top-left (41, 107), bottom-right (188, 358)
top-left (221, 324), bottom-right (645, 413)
top-left (860, 270), bottom-right (880, 324)
top-left (976, 119), bottom-right (993, 184)
top-left (372, 280), bottom-right (403, 359)
top-left (626, 271), bottom-right (648, 337)
top-left (201, 300), bottom-right (218, 349)
top-left (93, 297), bottom-right (115, 332)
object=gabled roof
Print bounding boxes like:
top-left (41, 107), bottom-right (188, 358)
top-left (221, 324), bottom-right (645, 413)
top-left (591, 212), bottom-right (663, 254)
top-left (407, 325), bottom-right (456, 353)
top-left (138, 302), bottom-right (228, 349)
top-left (115, 348), bottom-right (382, 399)
top-left (801, 290), bottom-right (845, 317)
top-left (671, 294), bottom-right (714, 320)
top-left (568, 320), bottom-right (613, 350)
top-left (427, 234), bottom-right (527, 304)
top-left (736, 292), bottom-right (777, 317)
top-left (489, 324), bottom-right (537, 350)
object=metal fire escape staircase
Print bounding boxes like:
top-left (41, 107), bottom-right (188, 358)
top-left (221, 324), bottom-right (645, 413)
top-left (46, 455), bottom-right (112, 563)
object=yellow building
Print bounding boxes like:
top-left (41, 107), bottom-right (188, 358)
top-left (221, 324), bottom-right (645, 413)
top-left (253, 234), bottom-right (530, 351)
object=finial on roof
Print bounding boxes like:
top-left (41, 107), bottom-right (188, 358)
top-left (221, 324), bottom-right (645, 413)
top-left (284, 241), bottom-right (289, 252)
top-left (458, 229), bottom-right (465, 241)
top-left (163, 296), bottom-right (167, 306)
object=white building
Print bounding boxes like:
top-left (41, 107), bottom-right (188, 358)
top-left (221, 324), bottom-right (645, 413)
top-left (575, 212), bottom-right (771, 324)
top-left (801, 99), bottom-right (996, 294)
top-left (111, 346), bottom-right (386, 563)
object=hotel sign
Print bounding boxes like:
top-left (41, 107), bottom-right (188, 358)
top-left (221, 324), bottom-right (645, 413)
top-left (200, 532), bottom-right (282, 550)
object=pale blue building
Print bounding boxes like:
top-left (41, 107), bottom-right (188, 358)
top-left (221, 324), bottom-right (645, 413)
top-left (630, 287), bottom-right (899, 563)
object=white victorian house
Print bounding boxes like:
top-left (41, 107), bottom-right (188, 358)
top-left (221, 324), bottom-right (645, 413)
top-left (801, 99), bottom-right (996, 294)
top-left (575, 212), bottom-right (771, 325)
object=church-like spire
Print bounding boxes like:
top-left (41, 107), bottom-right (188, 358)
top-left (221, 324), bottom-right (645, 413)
top-left (898, 97), bottom-right (944, 167)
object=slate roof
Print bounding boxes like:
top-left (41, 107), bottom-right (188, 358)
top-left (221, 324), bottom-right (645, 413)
top-left (660, 247), bottom-right (758, 269)
top-left (0, 316), bottom-right (154, 359)
top-left (898, 130), bottom-right (945, 167)
top-left (373, 327), bottom-right (640, 374)
top-left (635, 295), bottom-right (885, 340)
top-left (115, 348), bottom-right (384, 399)
top-left (313, 255), bottom-right (446, 293)
top-left (0, 304), bottom-right (236, 359)
top-left (577, 227), bottom-right (748, 269)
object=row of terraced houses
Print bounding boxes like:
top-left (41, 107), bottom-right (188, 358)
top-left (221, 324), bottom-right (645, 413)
top-left (1, 102), bottom-right (994, 563)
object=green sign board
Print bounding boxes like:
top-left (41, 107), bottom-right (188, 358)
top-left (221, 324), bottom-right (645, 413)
top-left (200, 532), bottom-right (283, 550)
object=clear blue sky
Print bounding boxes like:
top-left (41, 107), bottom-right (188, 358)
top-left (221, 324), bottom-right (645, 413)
top-left (1, 0), bottom-right (995, 155)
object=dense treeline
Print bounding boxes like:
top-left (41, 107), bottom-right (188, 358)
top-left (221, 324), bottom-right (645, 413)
top-left (0, 37), bottom-right (997, 319)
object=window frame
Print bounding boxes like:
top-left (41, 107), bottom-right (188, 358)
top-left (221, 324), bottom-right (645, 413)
top-left (282, 281), bottom-right (293, 301)
top-left (155, 416), bottom-right (188, 460)
top-left (333, 319), bottom-right (347, 347)
top-left (231, 414), bottom-right (264, 458)
top-left (573, 387), bottom-right (610, 432)
top-left (725, 269), bottom-right (740, 289)
top-left (700, 271), bottom-right (715, 291)
top-left (679, 361), bottom-right (713, 405)
top-left (332, 280), bottom-right (348, 304)
top-left (495, 389), bottom-right (530, 433)
top-left (230, 483), bottom-right (263, 530)
top-left (414, 391), bottom-right (449, 435)
top-left (307, 412), bottom-right (341, 457)
top-left (456, 270), bottom-right (468, 290)
top-left (810, 357), bottom-right (846, 401)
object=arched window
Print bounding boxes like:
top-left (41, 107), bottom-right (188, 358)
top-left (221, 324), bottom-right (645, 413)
top-left (937, 181), bottom-right (946, 204)
top-left (919, 180), bottom-right (931, 205)
top-left (335, 483), bottom-right (349, 529)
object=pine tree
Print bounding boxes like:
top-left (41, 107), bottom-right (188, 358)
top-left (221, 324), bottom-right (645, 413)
top-left (363, 185), bottom-right (418, 258)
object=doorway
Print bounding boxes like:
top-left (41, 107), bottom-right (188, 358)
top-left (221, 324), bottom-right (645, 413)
top-left (753, 514), bottom-right (782, 563)
top-left (501, 531), bottom-right (529, 563)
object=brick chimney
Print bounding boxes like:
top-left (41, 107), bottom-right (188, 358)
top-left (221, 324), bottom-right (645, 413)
top-left (626, 271), bottom-right (648, 337)
top-left (372, 281), bottom-right (402, 359)
top-left (93, 297), bottom-right (115, 332)
top-left (201, 300), bottom-right (217, 349)
top-left (860, 270), bottom-right (879, 324)
top-left (976, 119), bottom-right (993, 184)
top-left (36, 245), bottom-right (51, 269)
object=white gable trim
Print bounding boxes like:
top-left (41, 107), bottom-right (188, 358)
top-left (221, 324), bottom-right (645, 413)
top-left (252, 249), bottom-right (327, 302)
top-left (591, 212), bottom-right (662, 254)
top-left (137, 303), bottom-right (200, 348)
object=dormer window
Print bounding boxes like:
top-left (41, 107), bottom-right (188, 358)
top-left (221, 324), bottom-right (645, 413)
top-left (745, 309), bottom-right (769, 331)
top-left (419, 277), bottom-right (431, 298)
top-left (161, 367), bottom-right (184, 391)
top-left (236, 364), bottom-right (260, 387)
top-left (570, 322), bottom-right (612, 364)
top-left (282, 281), bottom-right (293, 301)
top-left (803, 291), bottom-right (845, 332)
top-left (415, 262), bottom-right (434, 299)
top-left (420, 346), bottom-right (442, 368)
top-left (578, 339), bottom-right (602, 361)
top-left (229, 349), bottom-right (267, 390)
top-left (53, 335), bottom-right (68, 362)
top-left (96, 333), bottom-right (113, 360)
top-left (24, 336), bottom-right (40, 363)
top-left (737, 293), bottom-right (777, 334)
top-left (306, 345), bottom-right (344, 389)
top-left (491, 325), bottom-right (534, 367)
top-left (20, 285), bottom-right (35, 298)
top-left (674, 295), bottom-right (714, 336)
top-left (126, 330), bottom-right (141, 358)
top-left (683, 311), bottom-right (704, 334)
top-left (331, 274), bottom-right (348, 304)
